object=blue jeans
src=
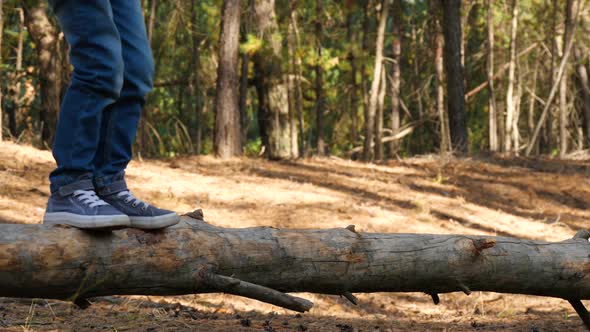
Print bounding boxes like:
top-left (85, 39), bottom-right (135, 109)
top-left (48, 0), bottom-right (154, 193)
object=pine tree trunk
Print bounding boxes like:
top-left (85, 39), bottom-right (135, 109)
top-left (190, 0), bottom-right (203, 154)
top-left (24, 3), bottom-right (62, 148)
top-left (486, 0), bottom-right (498, 152)
top-left (347, 11), bottom-right (359, 144)
top-left (252, 0), bottom-right (296, 160)
top-left (0, 0), bottom-right (3, 142)
top-left (559, 0), bottom-right (575, 157)
top-left (214, 0), bottom-right (242, 158)
top-left (289, 3), bottom-right (305, 155)
top-left (389, 0), bottom-right (402, 156)
top-left (315, 0), bottom-right (325, 156)
top-left (433, 11), bottom-right (449, 154)
top-left (575, 48), bottom-right (590, 145)
top-left (364, 0), bottom-right (389, 161)
top-left (441, 0), bottom-right (468, 153)
top-left (374, 67), bottom-right (385, 161)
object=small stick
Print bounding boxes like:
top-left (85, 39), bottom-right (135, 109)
top-left (459, 283), bottom-right (471, 296)
top-left (345, 225), bottom-right (357, 233)
top-left (204, 273), bottom-right (313, 313)
top-left (568, 299), bottom-right (590, 330)
top-left (430, 293), bottom-right (440, 305)
top-left (342, 292), bottom-right (358, 305)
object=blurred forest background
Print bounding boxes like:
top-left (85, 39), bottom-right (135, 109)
top-left (0, 0), bottom-right (589, 161)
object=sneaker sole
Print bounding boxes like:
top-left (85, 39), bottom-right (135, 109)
top-left (43, 212), bottom-right (131, 230)
top-left (129, 213), bottom-right (180, 230)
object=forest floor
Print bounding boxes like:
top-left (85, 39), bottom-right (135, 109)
top-left (1, 141), bottom-right (590, 331)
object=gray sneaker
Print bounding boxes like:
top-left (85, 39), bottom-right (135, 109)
top-left (44, 179), bottom-right (130, 230)
top-left (99, 190), bottom-right (180, 229)
top-left (96, 173), bottom-right (179, 230)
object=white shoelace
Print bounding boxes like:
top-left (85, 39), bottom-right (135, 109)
top-left (73, 190), bottom-right (109, 208)
top-left (117, 190), bottom-right (149, 209)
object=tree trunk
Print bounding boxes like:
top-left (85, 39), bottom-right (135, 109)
top-left (364, 0), bottom-right (389, 162)
top-left (374, 67), bottom-right (385, 161)
top-left (441, 0), bottom-right (468, 153)
top-left (7, 8), bottom-right (25, 138)
top-left (389, 0), bottom-right (402, 156)
top-left (214, 0), bottom-right (242, 158)
top-left (486, 0), bottom-right (498, 152)
top-left (347, 10), bottom-right (359, 144)
top-left (528, 60), bottom-right (539, 154)
top-left (0, 0), bottom-right (3, 141)
top-left (289, 3), bottom-right (305, 156)
top-left (504, 0), bottom-right (518, 153)
top-left (237, 1), bottom-right (252, 150)
top-left (252, 0), bottom-right (296, 160)
top-left (190, 0), bottom-right (203, 154)
top-left (559, 0), bottom-right (575, 157)
top-left (2, 216), bottom-right (590, 328)
top-left (315, 0), bottom-right (325, 156)
top-left (360, 1), bottom-right (370, 158)
top-left (434, 14), bottom-right (450, 154)
top-left (24, 3), bottom-right (63, 148)
top-left (575, 48), bottom-right (590, 145)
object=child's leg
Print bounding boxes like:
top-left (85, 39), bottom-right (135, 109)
top-left (48, 0), bottom-right (125, 192)
top-left (93, 0), bottom-right (179, 230)
top-left (44, 0), bottom-right (130, 229)
top-left (92, 0), bottom-right (154, 188)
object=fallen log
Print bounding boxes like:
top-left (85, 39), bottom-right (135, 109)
top-left (1, 211), bottom-right (590, 328)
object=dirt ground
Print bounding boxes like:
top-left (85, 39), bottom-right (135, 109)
top-left (1, 141), bottom-right (590, 331)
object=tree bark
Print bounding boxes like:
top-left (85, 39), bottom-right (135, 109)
top-left (2, 215), bottom-right (590, 328)
top-left (346, 9), bottom-right (359, 144)
top-left (190, 0), bottom-right (203, 154)
top-left (434, 14), bottom-right (450, 154)
top-left (252, 0), bottom-right (297, 160)
top-left (0, 0), bottom-right (3, 142)
top-left (289, 2), bottom-right (305, 156)
top-left (214, 0), bottom-right (242, 158)
top-left (24, 3), bottom-right (63, 148)
top-left (389, 0), bottom-right (402, 156)
top-left (315, 0), bottom-right (325, 156)
top-left (375, 67), bottom-right (386, 161)
top-left (575, 48), bottom-right (590, 145)
top-left (441, 0), bottom-right (468, 153)
top-left (364, 0), bottom-right (389, 162)
top-left (505, 0), bottom-right (518, 153)
top-left (559, 0), bottom-right (575, 157)
top-left (486, 0), bottom-right (498, 152)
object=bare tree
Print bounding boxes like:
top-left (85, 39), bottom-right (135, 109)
top-left (214, 0), bottom-right (242, 158)
top-left (364, 0), bottom-right (389, 161)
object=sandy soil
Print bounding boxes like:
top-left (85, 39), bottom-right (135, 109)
top-left (1, 141), bottom-right (589, 331)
